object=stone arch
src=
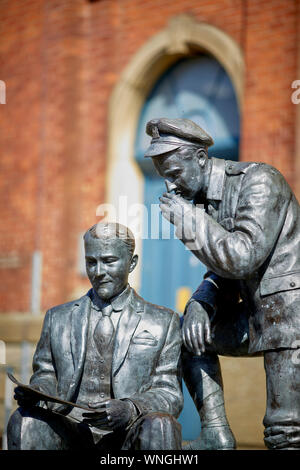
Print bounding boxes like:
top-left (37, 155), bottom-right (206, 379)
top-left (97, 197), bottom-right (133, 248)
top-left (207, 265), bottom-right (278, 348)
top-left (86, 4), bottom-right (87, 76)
top-left (106, 14), bottom-right (244, 289)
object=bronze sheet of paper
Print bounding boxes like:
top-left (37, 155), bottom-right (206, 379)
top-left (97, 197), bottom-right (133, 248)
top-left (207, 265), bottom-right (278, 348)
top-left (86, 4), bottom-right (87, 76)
top-left (7, 372), bottom-right (94, 412)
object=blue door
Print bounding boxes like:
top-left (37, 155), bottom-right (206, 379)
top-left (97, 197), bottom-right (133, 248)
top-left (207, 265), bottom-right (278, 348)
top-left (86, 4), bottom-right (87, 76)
top-left (135, 55), bottom-right (240, 440)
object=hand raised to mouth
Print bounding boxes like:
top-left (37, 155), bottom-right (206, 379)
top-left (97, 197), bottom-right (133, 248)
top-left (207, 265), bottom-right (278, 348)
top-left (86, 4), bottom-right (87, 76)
top-left (159, 192), bottom-right (193, 226)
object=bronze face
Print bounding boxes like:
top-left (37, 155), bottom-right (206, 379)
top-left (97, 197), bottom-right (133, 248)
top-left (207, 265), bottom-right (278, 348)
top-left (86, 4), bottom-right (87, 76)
top-left (85, 236), bottom-right (137, 301)
top-left (152, 148), bottom-right (207, 201)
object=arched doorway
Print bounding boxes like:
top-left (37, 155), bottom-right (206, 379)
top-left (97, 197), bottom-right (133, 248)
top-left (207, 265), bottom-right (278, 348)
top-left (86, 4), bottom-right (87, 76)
top-left (106, 16), bottom-right (244, 441)
top-left (106, 16), bottom-right (244, 292)
top-left (134, 54), bottom-right (240, 439)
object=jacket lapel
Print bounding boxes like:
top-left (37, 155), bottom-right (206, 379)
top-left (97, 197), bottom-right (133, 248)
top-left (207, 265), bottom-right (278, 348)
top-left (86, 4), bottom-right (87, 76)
top-left (54, 293), bottom-right (91, 412)
top-left (68, 294), bottom-right (91, 398)
top-left (112, 290), bottom-right (143, 376)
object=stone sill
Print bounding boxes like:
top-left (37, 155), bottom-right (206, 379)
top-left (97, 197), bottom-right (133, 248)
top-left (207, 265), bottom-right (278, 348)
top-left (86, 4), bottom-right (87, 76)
top-left (0, 313), bottom-right (44, 343)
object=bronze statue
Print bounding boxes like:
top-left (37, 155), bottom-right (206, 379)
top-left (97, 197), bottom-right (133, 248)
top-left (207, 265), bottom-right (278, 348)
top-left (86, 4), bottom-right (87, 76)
top-left (7, 223), bottom-right (182, 450)
top-left (145, 117), bottom-right (300, 450)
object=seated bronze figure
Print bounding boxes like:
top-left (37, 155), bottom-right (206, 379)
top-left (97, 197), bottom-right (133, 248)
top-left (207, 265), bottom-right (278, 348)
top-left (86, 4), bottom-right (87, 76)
top-left (7, 222), bottom-right (182, 450)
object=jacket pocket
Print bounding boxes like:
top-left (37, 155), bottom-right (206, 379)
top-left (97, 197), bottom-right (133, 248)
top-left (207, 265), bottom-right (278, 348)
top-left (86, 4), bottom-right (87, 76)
top-left (131, 337), bottom-right (158, 346)
top-left (260, 271), bottom-right (300, 296)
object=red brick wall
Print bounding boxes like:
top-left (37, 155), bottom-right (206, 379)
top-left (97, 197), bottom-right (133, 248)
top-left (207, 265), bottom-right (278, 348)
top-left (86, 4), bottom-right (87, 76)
top-left (0, 0), bottom-right (299, 312)
top-left (241, 0), bottom-right (298, 186)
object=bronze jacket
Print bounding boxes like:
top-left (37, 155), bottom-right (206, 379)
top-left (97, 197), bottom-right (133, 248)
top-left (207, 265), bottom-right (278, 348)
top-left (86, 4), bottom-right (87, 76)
top-left (182, 158), bottom-right (300, 353)
top-left (30, 287), bottom-right (183, 417)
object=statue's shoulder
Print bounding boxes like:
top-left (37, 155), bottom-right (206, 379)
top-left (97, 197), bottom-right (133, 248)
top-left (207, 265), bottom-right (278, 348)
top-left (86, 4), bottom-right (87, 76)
top-left (226, 160), bottom-right (287, 185)
top-left (47, 292), bottom-right (90, 316)
top-left (131, 289), bottom-right (179, 323)
top-left (225, 159), bottom-right (258, 175)
top-left (226, 159), bottom-right (280, 176)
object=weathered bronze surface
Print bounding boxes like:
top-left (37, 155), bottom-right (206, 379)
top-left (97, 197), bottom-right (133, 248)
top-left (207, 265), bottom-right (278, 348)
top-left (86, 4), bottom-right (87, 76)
top-left (146, 117), bottom-right (300, 450)
top-left (7, 223), bottom-right (182, 450)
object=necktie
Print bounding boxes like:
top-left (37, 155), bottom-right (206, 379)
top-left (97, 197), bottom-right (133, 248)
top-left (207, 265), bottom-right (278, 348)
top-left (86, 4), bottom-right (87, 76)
top-left (93, 304), bottom-right (114, 356)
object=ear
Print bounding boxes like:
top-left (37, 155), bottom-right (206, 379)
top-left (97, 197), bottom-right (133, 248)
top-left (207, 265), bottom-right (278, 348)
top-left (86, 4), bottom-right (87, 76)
top-left (129, 254), bottom-right (138, 273)
top-left (196, 148), bottom-right (208, 168)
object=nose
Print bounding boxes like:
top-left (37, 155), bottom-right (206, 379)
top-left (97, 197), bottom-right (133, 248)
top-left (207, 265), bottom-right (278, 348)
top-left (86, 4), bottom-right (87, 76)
top-left (165, 179), bottom-right (177, 193)
top-left (95, 261), bottom-right (106, 278)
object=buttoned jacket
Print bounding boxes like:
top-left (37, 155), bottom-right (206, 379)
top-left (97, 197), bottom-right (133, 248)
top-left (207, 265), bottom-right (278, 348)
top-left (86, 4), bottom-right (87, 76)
top-left (183, 158), bottom-right (300, 352)
top-left (30, 287), bottom-right (183, 417)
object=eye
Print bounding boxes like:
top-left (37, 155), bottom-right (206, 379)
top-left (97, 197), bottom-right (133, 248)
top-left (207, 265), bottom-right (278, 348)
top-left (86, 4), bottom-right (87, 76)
top-left (170, 170), bottom-right (181, 181)
top-left (86, 258), bottom-right (96, 265)
top-left (104, 257), bottom-right (118, 264)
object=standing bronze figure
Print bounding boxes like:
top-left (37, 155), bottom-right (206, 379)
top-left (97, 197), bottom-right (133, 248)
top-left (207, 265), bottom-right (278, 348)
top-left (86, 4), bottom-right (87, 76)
top-left (145, 117), bottom-right (300, 450)
top-left (7, 222), bottom-right (182, 450)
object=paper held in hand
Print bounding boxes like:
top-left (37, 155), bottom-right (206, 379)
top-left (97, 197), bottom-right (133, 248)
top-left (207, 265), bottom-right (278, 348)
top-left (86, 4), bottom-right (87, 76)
top-left (7, 372), bottom-right (93, 411)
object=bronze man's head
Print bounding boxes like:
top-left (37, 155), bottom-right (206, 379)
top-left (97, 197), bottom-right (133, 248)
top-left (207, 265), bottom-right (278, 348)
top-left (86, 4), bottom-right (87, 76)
top-left (145, 118), bottom-right (214, 201)
top-left (84, 222), bottom-right (138, 300)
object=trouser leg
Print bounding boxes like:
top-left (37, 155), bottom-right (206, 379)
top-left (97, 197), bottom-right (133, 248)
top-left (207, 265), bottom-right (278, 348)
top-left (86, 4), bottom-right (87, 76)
top-left (122, 412), bottom-right (182, 450)
top-left (182, 351), bottom-right (236, 449)
top-left (181, 301), bottom-right (250, 450)
top-left (7, 406), bottom-right (94, 450)
top-left (263, 348), bottom-right (300, 450)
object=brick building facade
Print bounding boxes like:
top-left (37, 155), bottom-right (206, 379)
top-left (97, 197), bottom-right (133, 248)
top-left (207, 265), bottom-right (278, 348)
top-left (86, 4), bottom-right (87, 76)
top-left (0, 0), bottom-right (299, 448)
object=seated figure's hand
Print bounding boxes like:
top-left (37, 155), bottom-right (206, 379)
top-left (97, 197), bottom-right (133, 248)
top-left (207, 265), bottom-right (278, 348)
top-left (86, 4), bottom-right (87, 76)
top-left (182, 300), bottom-right (212, 355)
top-left (14, 384), bottom-right (41, 408)
top-left (82, 399), bottom-right (134, 431)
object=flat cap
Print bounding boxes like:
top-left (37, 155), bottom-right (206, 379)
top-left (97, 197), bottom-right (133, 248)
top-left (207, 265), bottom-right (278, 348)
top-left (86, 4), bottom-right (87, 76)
top-left (144, 118), bottom-right (214, 158)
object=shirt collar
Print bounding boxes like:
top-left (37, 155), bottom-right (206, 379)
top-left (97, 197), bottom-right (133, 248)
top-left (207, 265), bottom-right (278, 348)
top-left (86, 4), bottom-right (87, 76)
top-left (90, 284), bottom-right (131, 312)
top-left (206, 157), bottom-right (226, 201)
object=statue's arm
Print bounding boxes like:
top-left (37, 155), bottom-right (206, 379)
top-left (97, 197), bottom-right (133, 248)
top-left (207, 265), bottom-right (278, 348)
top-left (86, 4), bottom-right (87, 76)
top-left (189, 271), bottom-right (240, 312)
top-left (29, 309), bottom-right (57, 396)
top-left (129, 312), bottom-right (183, 418)
top-left (179, 165), bottom-right (291, 279)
